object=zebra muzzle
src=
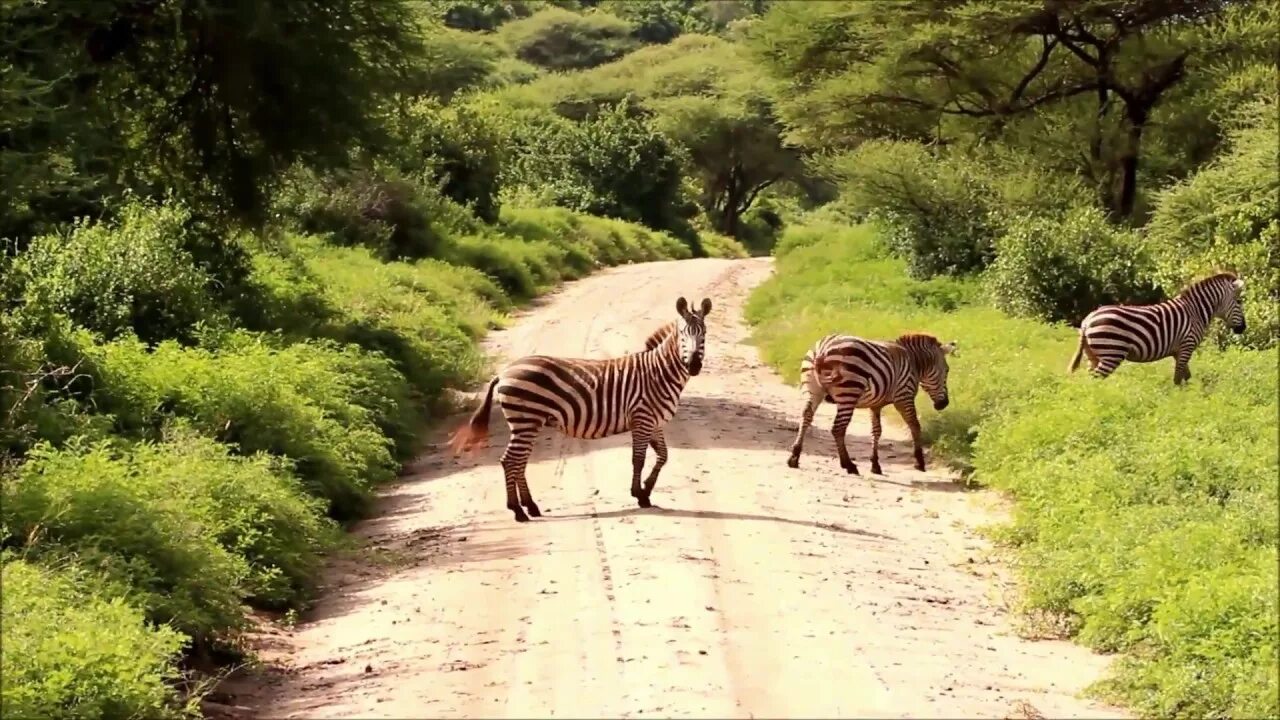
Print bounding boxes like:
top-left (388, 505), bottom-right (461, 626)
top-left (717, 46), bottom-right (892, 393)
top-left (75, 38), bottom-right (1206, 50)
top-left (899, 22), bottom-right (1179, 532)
top-left (934, 397), bottom-right (950, 411)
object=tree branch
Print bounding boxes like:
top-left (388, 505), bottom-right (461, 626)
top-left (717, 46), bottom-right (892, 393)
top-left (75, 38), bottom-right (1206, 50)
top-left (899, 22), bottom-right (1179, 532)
top-left (1010, 35), bottom-right (1060, 106)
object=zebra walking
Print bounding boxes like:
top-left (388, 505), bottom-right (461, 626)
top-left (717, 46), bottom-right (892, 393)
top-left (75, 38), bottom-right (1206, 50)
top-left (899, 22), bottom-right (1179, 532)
top-left (1069, 272), bottom-right (1246, 385)
top-left (787, 333), bottom-right (956, 476)
top-left (448, 297), bottom-right (713, 522)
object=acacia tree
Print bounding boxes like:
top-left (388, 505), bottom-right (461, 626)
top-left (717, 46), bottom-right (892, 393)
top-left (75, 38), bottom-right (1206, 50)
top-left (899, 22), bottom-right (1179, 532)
top-left (748, 0), bottom-right (1235, 219)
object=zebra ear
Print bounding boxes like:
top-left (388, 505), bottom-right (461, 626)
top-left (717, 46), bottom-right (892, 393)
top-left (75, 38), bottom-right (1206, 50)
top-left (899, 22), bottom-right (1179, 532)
top-left (675, 297), bottom-right (690, 318)
top-left (699, 297), bottom-right (713, 316)
top-left (942, 341), bottom-right (958, 356)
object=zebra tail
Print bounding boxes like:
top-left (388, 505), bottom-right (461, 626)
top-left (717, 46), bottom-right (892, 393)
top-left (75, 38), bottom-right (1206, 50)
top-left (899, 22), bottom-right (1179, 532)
top-left (1068, 331), bottom-right (1086, 373)
top-left (447, 376), bottom-right (498, 456)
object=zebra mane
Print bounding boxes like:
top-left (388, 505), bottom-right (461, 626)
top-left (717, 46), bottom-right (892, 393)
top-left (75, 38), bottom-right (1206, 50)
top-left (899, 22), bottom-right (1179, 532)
top-left (895, 332), bottom-right (941, 347)
top-left (642, 322), bottom-right (677, 352)
top-left (1177, 271), bottom-right (1239, 297)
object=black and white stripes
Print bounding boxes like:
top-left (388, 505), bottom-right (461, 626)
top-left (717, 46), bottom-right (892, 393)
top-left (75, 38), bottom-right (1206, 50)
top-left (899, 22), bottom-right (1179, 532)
top-left (1069, 272), bottom-right (1246, 384)
top-left (448, 297), bottom-right (713, 522)
top-left (787, 333), bottom-right (956, 475)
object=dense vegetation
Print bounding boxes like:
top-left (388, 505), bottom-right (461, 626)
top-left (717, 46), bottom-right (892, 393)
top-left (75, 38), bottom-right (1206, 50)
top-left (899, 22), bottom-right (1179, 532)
top-left (741, 2), bottom-right (1278, 717)
top-left (3, 0), bottom-right (1275, 717)
top-left (1, 1), bottom-right (756, 717)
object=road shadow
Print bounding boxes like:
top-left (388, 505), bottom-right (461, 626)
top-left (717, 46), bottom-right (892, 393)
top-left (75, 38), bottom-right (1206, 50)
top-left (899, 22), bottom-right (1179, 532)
top-left (408, 392), bottom-right (967, 494)
top-left (545, 504), bottom-right (893, 540)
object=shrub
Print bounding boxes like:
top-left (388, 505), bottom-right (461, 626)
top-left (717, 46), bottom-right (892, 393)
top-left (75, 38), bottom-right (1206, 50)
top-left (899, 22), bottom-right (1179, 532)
top-left (974, 351), bottom-right (1278, 718)
top-left (824, 141), bottom-right (1093, 279)
top-left (77, 334), bottom-right (405, 521)
top-left (1146, 100), bottom-right (1279, 349)
top-left (15, 201), bottom-right (228, 344)
top-left (498, 7), bottom-right (639, 71)
top-left (498, 102), bottom-right (695, 240)
top-left (1, 557), bottom-right (190, 720)
top-left (986, 206), bottom-right (1164, 325)
top-left (2, 437), bottom-right (248, 641)
top-left (697, 230), bottom-right (749, 259)
top-left (271, 166), bottom-right (461, 261)
top-left (295, 236), bottom-right (500, 404)
top-left (747, 221), bottom-right (1280, 717)
top-left (388, 98), bottom-right (507, 224)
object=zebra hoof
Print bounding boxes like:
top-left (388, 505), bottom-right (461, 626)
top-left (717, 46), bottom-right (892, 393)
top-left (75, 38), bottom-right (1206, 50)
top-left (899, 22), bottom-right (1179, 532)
top-left (525, 503), bottom-right (542, 518)
top-left (786, 455), bottom-right (799, 469)
top-left (510, 507), bottom-right (530, 523)
top-left (636, 494), bottom-right (653, 509)
top-left (914, 462), bottom-right (926, 473)
top-left (843, 464), bottom-right (860, 476)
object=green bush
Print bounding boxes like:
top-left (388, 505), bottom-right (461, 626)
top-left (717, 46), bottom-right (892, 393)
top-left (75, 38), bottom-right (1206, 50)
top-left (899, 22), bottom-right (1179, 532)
top-left (1146, 99), bottom-right (1279, 349)
top-left (747, 221), bottom-right (1280, 717)
top-left (986, 206), bottom-right (1164, 325)
top-left (697, 230), bottom-right (749, 258)
top-left (496, 102), bottom-right (696, 240)
top-left (15, 201), bottom-right (228, 344)
top-left (77, 334), bottom-right (405, 521)
top-left (824, 141), bottom-right (1093, 279)
top-left (388, 98), bottom-right (507, 224)
top-left (498, 7), bottom-right (639, 71)
top-left (0, 557), bottom-right (190, 720)
top-left (974, 352), bottom-right (1278, 718)
top-left (271, 166), bottom-right (461, 261)
top-left (294, 236), bottom-right (500, 405)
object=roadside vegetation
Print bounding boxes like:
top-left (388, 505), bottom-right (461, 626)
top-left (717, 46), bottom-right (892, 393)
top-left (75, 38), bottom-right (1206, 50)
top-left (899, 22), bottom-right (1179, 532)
top-left (743, 2), bottom-right (1278, 717)
top-left (3, 1), bottom-right (1274, 718)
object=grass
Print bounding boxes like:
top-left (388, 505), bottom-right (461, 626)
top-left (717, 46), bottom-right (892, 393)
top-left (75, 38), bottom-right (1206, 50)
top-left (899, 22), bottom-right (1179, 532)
top-left (745, 222), bottom-right (1279, 719)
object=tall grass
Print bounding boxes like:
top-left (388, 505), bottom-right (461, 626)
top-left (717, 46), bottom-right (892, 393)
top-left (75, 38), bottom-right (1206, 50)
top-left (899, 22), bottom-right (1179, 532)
top-left (746, 223), bottom-right (1279, 718)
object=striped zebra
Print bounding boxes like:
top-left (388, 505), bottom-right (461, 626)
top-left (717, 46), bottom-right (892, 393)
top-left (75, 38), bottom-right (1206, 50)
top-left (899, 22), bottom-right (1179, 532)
top-left (447, 297), bottom-right (713, 522)
top-left (787, 333), bottom-right (956, 476)
top-left (1069, 272), bottom-right (1246, 385)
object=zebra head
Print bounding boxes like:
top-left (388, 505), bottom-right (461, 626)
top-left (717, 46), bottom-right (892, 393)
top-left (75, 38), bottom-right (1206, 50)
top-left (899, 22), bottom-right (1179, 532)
top-left (675, 296), bottom-right (712, 376)
top-left (1218, 276), bottom-right (1247, 334)
top-left (919, 338), bottom-right (957, 411)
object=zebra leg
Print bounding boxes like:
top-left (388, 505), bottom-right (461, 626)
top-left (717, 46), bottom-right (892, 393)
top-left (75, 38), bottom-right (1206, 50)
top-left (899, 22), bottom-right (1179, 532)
top-left (1173, 340), bottom-right (1196, 385)
top-left (831, 403), bottom-right (859, 475)
top-left (893, 399), bottom-right (927, 472)
top-left (869, 406), bottom-right (884, 476)
top-left (787, 389), bottom-right (819, 468)
top-left (629, 418), bottom-right (655, 508)
top-left (500, 424), bottom-right (539, 522)
top-left (641, 427), bottom-right (668, 503)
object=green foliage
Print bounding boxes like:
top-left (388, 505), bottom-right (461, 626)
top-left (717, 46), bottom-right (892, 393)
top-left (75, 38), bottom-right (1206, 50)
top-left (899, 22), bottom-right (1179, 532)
top-left (498, 7), bottom-right (639, 71)
top-left (412, 25), bottom-right (541, 100)
top-left (975, 355), bottom-right (1278, 719)
top-left (747, 222), bottom-right (1279, 717)
top-left (2, 0), bottom-right (428, 224)
top-left (986, 206), bottom-right (1163, 325)
top-left (0, 557), bottom-right (191, 720)
top-left (14, 202), bottom-right (233, 344)
top-left (494, 33), bottom-right (805, 238)
top-left (1146, 97), bottom-right (1280, 349)
top-left (496, 102), bottom-right (695, 240)
top-left (696, 231), bottom-right (750, 259)
top-left (389, 98), bottom-right (507, 224)
top-left (77, 333), bottom-right (408, 521)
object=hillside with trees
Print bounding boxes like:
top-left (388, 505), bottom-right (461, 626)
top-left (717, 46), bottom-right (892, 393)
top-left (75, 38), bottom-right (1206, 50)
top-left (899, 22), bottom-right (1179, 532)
top-left (2, 1), bottom-right (1276, 718)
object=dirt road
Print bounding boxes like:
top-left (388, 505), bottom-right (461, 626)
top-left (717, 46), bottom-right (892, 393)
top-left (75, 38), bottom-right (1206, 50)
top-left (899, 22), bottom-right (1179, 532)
top-left (221, 258), bottom-right (1125, 719)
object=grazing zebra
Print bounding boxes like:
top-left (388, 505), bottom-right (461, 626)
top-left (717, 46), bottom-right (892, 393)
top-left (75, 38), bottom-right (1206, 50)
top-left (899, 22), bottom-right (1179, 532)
top-left (448, 297), bottom-right (713, 522)
top-left (1069, 272), bottom-right (1246, 385)
top-left (787, 333), bottom-right (956, 476)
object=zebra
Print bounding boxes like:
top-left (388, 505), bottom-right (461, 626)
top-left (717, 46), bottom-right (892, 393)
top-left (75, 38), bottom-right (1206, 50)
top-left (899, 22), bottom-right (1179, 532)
top-left (787, 333), bottom-right (956, 476)
top-left (1069, 272), bottom-right (1246, 385)
top-left (447, 296), bottom-right (713, 522)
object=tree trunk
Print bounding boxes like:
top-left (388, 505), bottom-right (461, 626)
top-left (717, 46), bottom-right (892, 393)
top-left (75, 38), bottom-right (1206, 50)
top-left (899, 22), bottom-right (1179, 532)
top-left (1115, 106), bottom-right (1149, 221)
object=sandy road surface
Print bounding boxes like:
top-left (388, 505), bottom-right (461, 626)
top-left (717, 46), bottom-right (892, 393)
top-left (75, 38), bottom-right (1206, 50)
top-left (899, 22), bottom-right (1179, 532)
top-left (220, 258), bottom-right (1125, 719)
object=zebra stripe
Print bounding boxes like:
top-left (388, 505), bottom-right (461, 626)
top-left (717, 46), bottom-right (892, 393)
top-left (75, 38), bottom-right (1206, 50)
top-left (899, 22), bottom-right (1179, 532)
top-left (1069, 272), bottom-right (1246, 385)
top-left (448, 296), bottom-right (713, 522)
top-left (788, 333), bottom-right (956, 476)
